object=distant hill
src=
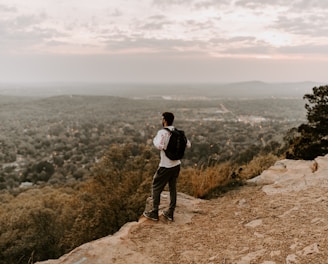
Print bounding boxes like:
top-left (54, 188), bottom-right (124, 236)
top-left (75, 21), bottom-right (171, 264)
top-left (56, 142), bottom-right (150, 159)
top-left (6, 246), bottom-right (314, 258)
top-left (0, 81), bottom-right (324, 99)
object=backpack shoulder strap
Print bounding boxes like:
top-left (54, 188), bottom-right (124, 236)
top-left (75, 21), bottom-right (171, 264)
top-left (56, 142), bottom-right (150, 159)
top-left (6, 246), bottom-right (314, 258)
top-left (164, 127), bottom-right (173, 133)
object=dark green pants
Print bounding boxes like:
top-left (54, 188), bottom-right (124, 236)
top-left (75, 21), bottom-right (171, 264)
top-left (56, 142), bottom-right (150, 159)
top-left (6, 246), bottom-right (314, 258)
top-left (152, 165), bottom-right (180, 212)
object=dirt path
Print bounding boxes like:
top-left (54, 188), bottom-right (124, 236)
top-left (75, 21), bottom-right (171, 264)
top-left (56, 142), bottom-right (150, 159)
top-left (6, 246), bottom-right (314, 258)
top-left (128, 185), bottom-right (328, 264)
top-left (38, 185), bottom-right (328, 264)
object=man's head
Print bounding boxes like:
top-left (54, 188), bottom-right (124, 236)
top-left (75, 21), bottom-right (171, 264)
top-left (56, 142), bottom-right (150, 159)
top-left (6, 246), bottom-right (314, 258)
top-left (162, 112), bottom-right (174, 126)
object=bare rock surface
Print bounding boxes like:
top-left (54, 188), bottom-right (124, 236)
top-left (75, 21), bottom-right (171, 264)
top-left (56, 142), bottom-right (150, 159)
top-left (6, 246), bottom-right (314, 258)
top-left (37, 155), bottom-right (328, 264)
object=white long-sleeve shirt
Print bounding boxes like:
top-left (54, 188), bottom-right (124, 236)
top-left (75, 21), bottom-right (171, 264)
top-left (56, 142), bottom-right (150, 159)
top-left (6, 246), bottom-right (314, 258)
top-left (153, 126), bottom-right (191, 168)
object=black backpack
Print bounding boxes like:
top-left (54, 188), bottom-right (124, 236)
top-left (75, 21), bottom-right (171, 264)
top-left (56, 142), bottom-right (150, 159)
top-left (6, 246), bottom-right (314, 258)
top-left (164, 128), bottom-right (187, 160)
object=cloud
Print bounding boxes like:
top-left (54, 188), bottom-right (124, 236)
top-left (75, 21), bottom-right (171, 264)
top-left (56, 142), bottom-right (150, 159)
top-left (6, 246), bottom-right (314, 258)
top-left (292, 0), bottom-right (328, 10)
top-left (152, 0), bottom-right (194, 7)
top-left (109, 8), bottom-right (123, 17)
top-left (184, 19), bottom-right (217, 31)
top-left (0, 10), bottom-right (68, 54)
top-left (0, 0), bottom-right (328, 84)
top-left (0, 4), bottom-right (17, 13)
top-left (234, 0), bottom-right (328, 10)
top-left (235, 0), bottom-right (288, 8)
top-left (274, 13), bottom-right (328, 38)
top-left (14, 13), bottom-right (47, 27)
top-left (139, 15), bottom-right (172, 30)
top-left (102, 34), bottom-right (205, 55)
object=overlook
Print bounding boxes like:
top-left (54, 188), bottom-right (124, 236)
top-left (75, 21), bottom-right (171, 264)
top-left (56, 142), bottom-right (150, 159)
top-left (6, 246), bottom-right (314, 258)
top-left (37, 155), bottom-right (328, 264)
top-left (0, 83), bottom-right (327, 263)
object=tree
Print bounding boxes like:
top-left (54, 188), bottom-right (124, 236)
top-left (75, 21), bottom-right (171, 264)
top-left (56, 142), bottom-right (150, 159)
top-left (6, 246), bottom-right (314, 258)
top-left (287, 85), bottom-right (328, 160)
top-left (304, 86), bottom-right (328, 135)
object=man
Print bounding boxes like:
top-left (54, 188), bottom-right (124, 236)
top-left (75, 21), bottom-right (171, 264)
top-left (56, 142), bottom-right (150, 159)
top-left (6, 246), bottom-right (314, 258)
top-left (143, 112), bottom-right (191, 221)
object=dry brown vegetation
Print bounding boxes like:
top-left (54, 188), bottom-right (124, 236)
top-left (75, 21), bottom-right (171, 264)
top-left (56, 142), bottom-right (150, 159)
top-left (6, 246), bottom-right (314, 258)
top-left (0, 141), bottom-right (280, 264)
top-left (179, 153), bottom-right (279, 199)
top-left (0, 143), bottom-right (156, 263)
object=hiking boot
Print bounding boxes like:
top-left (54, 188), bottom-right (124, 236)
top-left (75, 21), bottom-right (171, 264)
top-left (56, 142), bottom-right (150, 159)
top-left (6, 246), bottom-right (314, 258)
top-left (162, 210), bottom-right (174, 221)
top-left (143, 210), bottom-right (159, 221)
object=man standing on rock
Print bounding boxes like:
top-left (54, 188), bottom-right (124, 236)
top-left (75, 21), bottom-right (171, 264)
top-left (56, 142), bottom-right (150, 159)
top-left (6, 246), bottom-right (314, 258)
top-left (143, 112), bottom-right (191, 222)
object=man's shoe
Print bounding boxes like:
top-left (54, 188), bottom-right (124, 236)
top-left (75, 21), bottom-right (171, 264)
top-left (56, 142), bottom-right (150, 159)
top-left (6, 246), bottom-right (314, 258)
top-left (162, 210), bottom-right (173, 221)
top-left (143, 210), bottom-right (159, 221)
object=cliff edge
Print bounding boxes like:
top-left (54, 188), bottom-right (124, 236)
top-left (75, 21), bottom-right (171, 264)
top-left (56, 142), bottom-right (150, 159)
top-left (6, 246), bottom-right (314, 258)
top-left (37, 155), bottom-right (328, 264)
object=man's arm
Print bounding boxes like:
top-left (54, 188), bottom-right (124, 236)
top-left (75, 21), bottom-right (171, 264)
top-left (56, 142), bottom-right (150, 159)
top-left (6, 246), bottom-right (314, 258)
top-left (186, 139), bottom-right (191, 148)
top-left (153, 129), bottom-right (167, 150)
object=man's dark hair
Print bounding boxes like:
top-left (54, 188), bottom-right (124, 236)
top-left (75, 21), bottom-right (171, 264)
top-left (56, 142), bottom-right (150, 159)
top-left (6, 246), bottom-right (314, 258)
top-left (162, 112), bottom-right (174, 126)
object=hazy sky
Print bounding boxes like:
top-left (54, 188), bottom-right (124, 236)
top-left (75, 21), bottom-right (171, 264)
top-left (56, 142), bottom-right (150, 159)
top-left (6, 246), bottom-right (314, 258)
top-left (1, 0), bottom-right (328, 83)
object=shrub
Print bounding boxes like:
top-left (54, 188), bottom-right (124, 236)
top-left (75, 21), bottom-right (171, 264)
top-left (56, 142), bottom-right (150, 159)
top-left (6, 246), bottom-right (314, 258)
top-left (0, 187), bottom-right (78, 264)
top-left (287, 85), bottom-right (328, 159)
top-left (240, 153), bottom-right (279, 179)
top-left (179, 162), bottom-right (235, 198)
top-left (60, 143), bottom-right (157, 251)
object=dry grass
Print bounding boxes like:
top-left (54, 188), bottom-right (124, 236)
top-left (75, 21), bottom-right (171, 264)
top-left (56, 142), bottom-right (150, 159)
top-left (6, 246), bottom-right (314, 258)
top-left (179, 153), bottom-right (279, 198)
top-left (240, 153), bottom-right (280, 180)
top-left (179, 162), bottom-right (235, 198)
